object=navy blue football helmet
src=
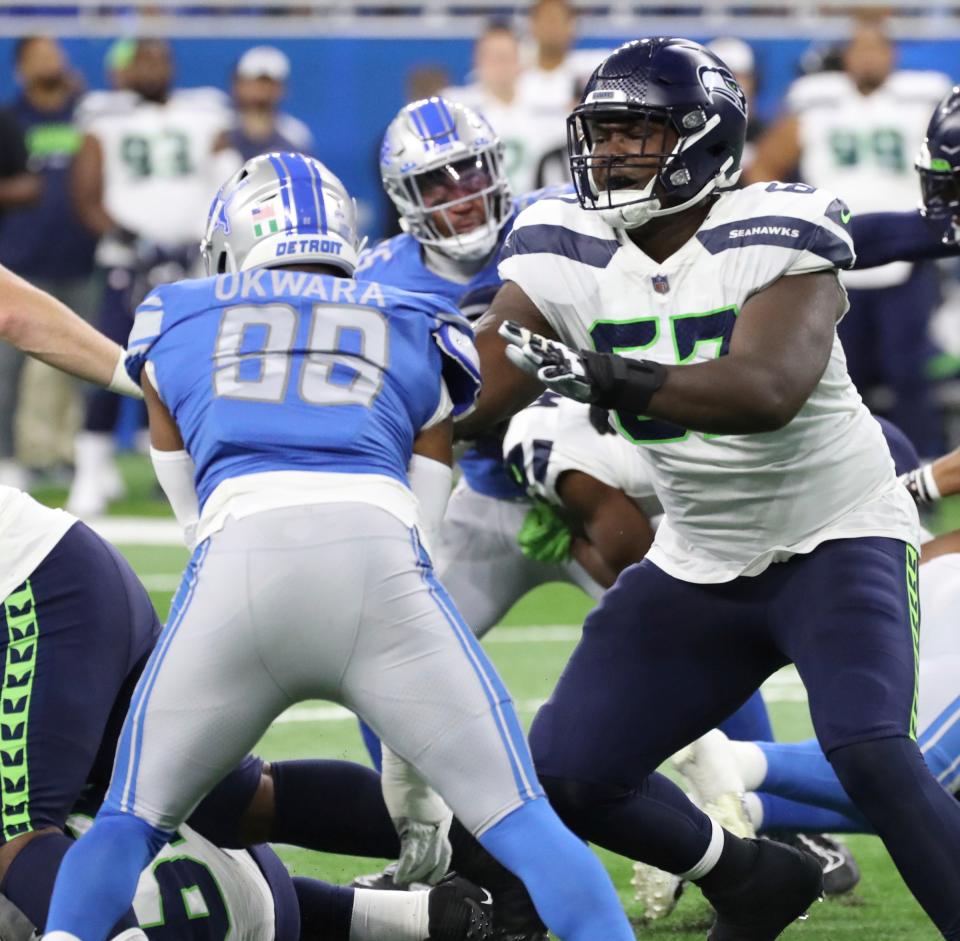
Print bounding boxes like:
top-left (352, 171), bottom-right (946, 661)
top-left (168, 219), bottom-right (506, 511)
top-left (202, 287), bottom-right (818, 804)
top-left (916, 86), bottom-right (960, 244)
top-left (568, 37), bottom-right (747, 229)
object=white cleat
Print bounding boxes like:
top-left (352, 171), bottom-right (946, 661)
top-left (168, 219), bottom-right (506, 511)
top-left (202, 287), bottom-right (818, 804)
top-left (631, 861), bottom-right (685, 920)
top-left (673, 730), bottom-right (756, 839)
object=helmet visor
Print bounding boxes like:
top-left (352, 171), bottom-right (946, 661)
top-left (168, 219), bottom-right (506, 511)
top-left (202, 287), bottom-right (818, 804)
top-left (402, 152), bottom-right (509, 243)
top-left (919, 166), bottom-right (960, 219)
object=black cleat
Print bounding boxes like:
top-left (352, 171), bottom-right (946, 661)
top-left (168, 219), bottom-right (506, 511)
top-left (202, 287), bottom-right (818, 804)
top-left (448, 820), bottom-right (547, 940)
top-left (704, 838), bottom-right (823, 940)
top-left (778, 833), bottom-right (861, 897)
top-left (427, 875), bottom-right (494, 940)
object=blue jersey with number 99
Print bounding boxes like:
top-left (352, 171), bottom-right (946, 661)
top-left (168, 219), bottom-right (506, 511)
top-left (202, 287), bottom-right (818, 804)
top-left (125, 269), bottom-right (479, 510)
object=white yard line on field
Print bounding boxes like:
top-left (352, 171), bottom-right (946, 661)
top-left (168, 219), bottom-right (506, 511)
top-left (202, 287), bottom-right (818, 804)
top-left (268, 663), bottom-right (807, 725)
top-left (92, 517), bottom-right (184, 546)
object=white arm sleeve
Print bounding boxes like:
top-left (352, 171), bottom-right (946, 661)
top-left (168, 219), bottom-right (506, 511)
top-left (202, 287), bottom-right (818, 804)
top-left (408, 454), bottom-right (453, 549)
top-left (108, 349), bottom-right (144, 399)
top-left (149, 447), bottom-right (200, 550)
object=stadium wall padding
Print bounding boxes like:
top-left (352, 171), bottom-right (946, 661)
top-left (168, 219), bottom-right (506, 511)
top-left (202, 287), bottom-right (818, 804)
top-left (0, 35), bottom-right (955, 238)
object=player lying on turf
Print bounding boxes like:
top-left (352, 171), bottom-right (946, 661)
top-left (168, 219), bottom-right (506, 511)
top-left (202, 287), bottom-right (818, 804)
top-left (460, 35), bottom-right (960, 941)
top-left (40, 152), bottom-right (634, 941)
top-left (0, 483), bottom-right (493, 941)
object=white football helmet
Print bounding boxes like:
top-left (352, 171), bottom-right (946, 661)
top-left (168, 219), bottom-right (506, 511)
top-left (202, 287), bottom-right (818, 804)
top-left (380, 97), bottom-right (512, 263)
top-left (201, 152), bottom-right (362, 276)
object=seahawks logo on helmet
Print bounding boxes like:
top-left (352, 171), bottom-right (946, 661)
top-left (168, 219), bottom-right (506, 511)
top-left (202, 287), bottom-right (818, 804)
top-left (698, 67), bottom-right (747, 117)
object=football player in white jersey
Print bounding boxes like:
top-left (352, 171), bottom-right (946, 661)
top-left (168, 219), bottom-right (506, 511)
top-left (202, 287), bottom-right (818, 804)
top-left (67, 39), bottom-right (239, 518)
top-left (459, 36), bottom-right (960, 940)
top-left (746, 15), bottom-right (952, 457)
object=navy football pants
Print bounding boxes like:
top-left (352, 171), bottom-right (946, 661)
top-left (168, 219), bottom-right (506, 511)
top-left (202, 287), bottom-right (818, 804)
top-left (531, 537), bottom-right (919, 785)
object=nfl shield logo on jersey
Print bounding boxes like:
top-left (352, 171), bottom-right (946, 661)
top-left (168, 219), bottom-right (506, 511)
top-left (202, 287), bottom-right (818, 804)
top-left (652, 274), bottom-right (670, 294)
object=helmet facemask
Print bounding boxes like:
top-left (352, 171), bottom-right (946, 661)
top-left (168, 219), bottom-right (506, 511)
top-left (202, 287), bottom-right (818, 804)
top-left (386, 150), bottom-right (512, 263)
top-left (917, 145), bottom-right (960, 245)
top-left (569, 105), bottom-right (736, 230)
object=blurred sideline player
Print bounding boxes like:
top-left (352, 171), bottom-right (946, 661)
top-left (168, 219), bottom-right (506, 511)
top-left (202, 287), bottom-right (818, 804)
top-left (442, 24), bottom-right (564, 196)
top-left (746, 15), bottom-right (951, 456)
top-left (224, 46), bottom-right (314, 162)
top-left (0, 481), bottom-right (492, 941)
top-left (67, 38), bottom-right (239, 518)
top-left (463, 36), bottom-right (960, 940)
top-left (41, 153), bottom-right (634, 941)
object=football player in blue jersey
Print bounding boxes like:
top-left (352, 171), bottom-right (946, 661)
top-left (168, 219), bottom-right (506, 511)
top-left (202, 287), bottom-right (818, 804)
top-left (458, 36), bottom-right (960, 941)
top-left (0, 479), bottom-right (498, 941)
top-left (40, 152), bottom-right (634, 941)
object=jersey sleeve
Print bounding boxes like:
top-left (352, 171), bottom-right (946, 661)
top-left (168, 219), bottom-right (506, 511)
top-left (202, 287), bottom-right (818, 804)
top-left (851, 210), bottom-right (959, 268)
top-left (124, 288), bottom-right (167, 385)
top-left (429, 303), bottom-right (481, 419)
top-left (695, 183), bottom-right (856, 294)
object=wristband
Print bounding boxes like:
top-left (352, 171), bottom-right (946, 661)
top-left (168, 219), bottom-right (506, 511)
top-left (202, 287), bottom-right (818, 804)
top-left (580, 351), bottom-right (667, 414)
top-left (901, 464), bottom-right (941, 505)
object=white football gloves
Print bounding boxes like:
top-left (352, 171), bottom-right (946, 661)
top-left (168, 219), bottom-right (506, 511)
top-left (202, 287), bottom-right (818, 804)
top-left (499, 320), bottom-right (596, 404)
top-left (380, 745), bottom-right (453, 886)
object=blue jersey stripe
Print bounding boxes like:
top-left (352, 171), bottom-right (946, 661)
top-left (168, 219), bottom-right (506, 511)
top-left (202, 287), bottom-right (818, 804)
top-left (696, 215), bottom-right (854, 268)
top-left (502, 223), bottom-right (619, 269)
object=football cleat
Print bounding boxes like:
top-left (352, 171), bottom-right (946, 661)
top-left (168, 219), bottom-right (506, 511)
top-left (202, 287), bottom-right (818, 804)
top-left (703, 838), bottom-right (823, 941)
top-left (427, 875), bottom-right (494, 940)
top-left (631, 861), bottom-right (686, 919)
top-left (777, 833), bottom-right (861, 897)
top-left (673, 731), bottom-right (756, 840)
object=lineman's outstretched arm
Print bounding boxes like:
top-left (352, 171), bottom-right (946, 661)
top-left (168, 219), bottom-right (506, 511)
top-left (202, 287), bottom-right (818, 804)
top-left (0, 265), bottom-right (139, 394)
top-left (851, 210), bottom-right (959, 268)
top-left (506, 270), bottom-right (843, 436)
top-left (455, 282), bottom-right (557, 439)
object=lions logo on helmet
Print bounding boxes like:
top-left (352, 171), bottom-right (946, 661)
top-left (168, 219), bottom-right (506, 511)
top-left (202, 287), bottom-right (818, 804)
top-left (568, 37), bottom-right (747, 230)
top-left (916, 86), bottom-right (960, 244)
top-left (380, 97), bottom-right (512, 263)
top-left (201, 152), bottom-right (362, 276)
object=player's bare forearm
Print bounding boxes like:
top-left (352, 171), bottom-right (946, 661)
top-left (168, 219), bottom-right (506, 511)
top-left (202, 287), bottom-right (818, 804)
top-left (0, 172), bottom-right (41, 208)
top-left (559, 470), bottom-right (654, 576)
top-left (0, 266), bottom-right (122, 386)
top-left (456, 282), bottom-right (555, 438)
top-left (642, 271), bottom-right (842, 434)
top-left (571, 537), bottom-right (619, 589)
top-left (932, 447), bottom-right (960, 499)
top-left (413, 418), bottom-right (453, 467)
top-left (142, 369), bottom-right (185, 451)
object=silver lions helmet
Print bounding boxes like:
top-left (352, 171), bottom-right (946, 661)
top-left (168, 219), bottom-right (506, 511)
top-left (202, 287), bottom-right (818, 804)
top-left (380, 97), bottom-right (512, 262)
top-left (201, 152), bottom-right (361, 276)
